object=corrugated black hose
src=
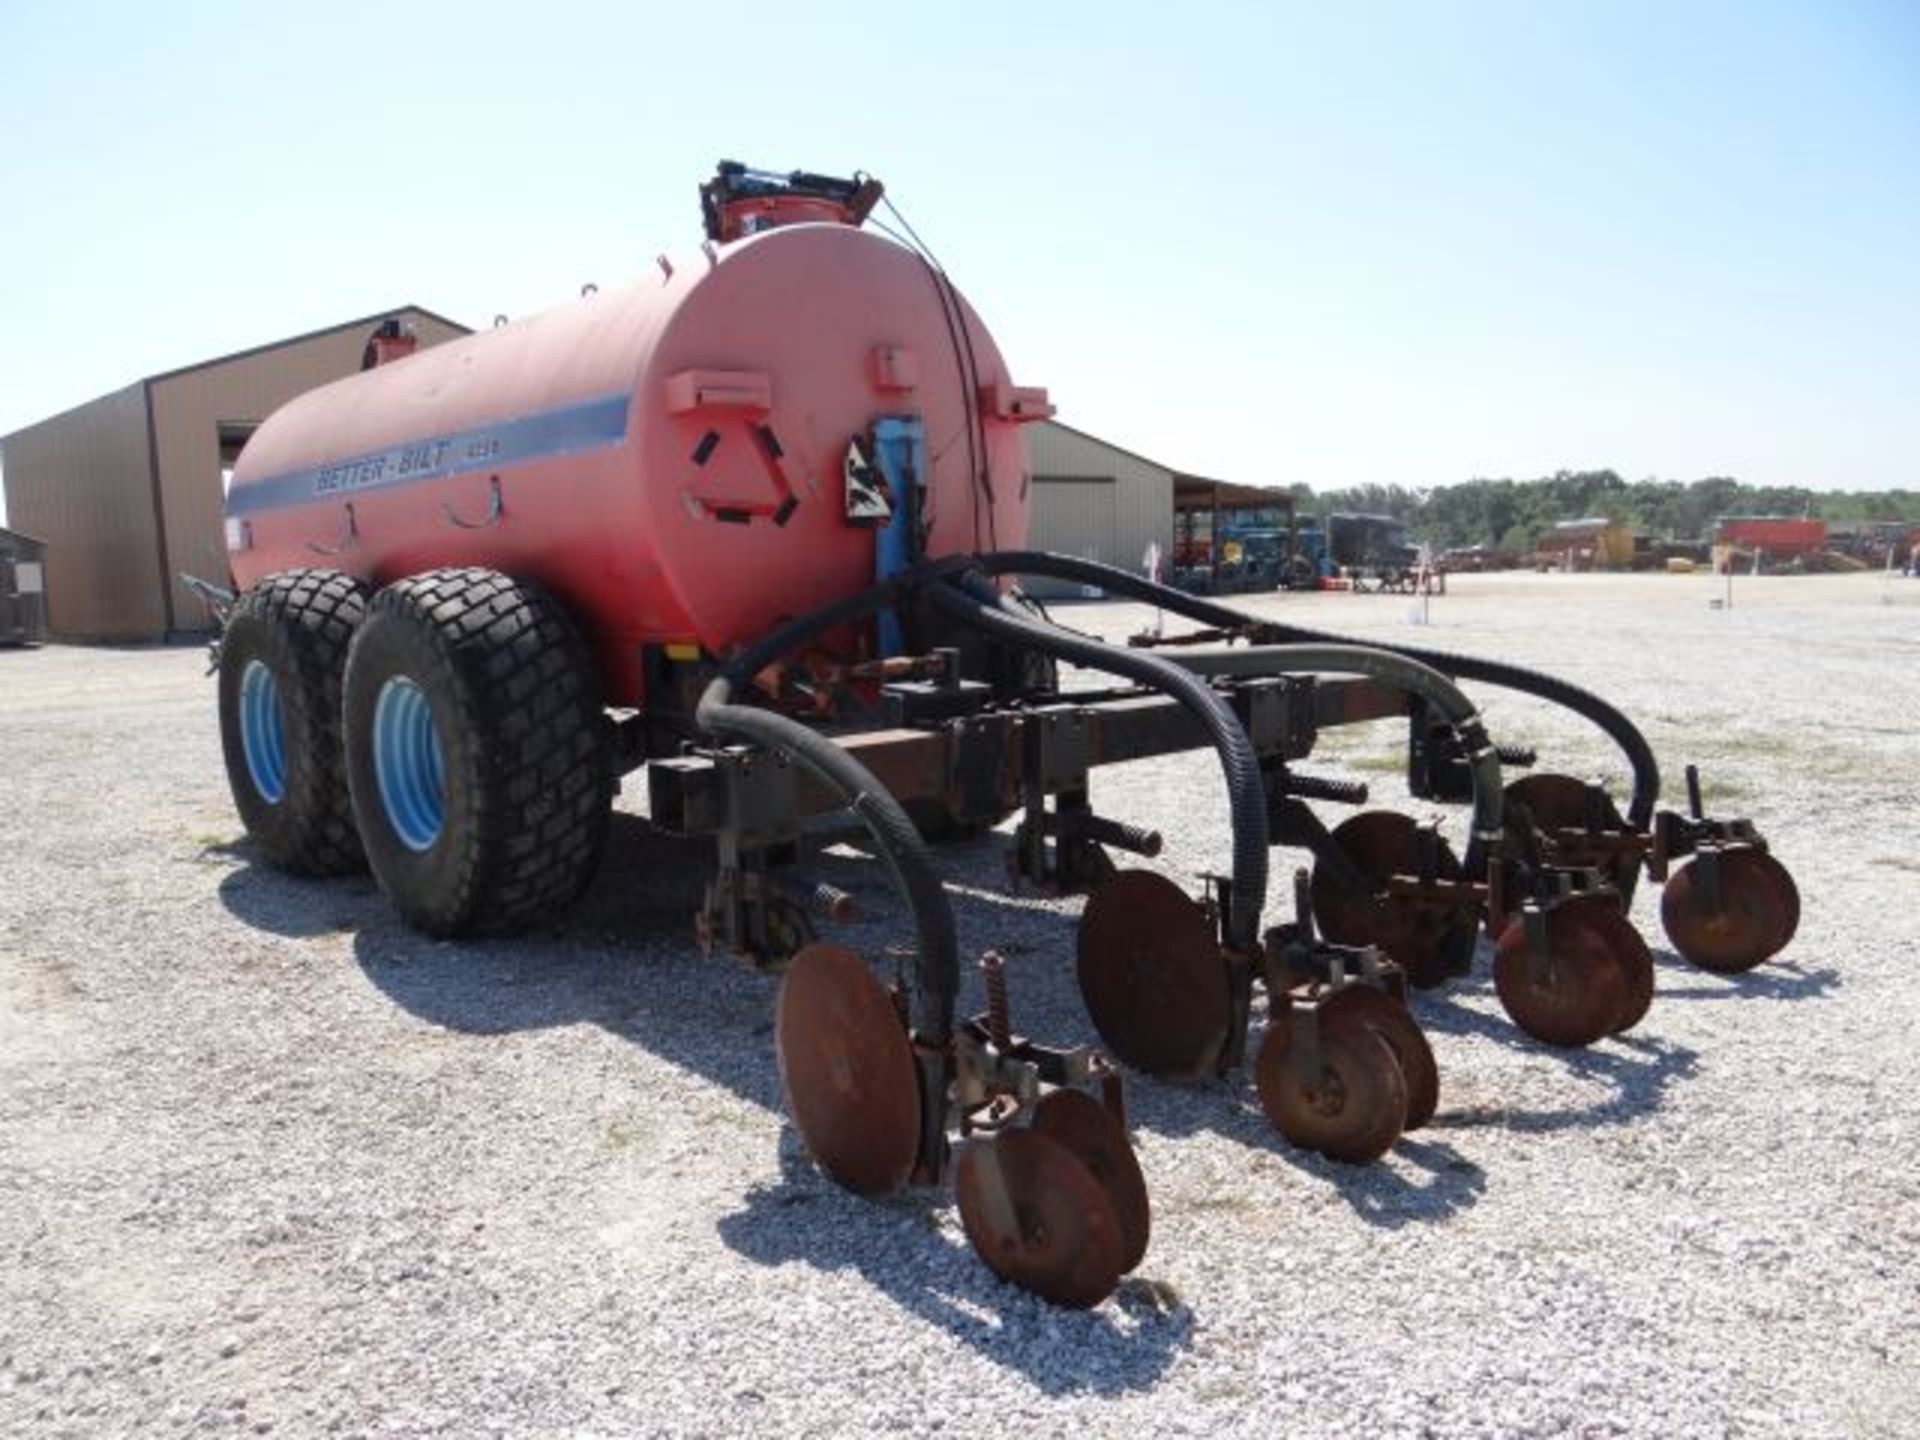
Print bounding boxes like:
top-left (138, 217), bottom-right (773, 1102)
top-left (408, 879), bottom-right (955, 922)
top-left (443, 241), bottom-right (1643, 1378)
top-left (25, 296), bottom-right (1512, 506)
top-left (697, 579), bottom-right (958, 1045)
top-left (928, 572), bottom-right (1271, 954)
top-left (965, 550), bottom-right (1662, 831)
top-left (1156, 642), bottom-right (1504, 877)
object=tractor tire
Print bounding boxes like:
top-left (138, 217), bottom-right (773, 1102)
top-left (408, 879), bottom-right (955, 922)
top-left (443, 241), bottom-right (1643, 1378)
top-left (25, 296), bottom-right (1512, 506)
top-left (342, 568), bottom-right (613, 937)
top-left (218, 569), bottom-right (370, 875)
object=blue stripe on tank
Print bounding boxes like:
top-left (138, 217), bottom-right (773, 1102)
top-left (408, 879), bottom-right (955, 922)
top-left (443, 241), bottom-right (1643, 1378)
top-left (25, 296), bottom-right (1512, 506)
top-left (225, 391), bottom-right (632, 518)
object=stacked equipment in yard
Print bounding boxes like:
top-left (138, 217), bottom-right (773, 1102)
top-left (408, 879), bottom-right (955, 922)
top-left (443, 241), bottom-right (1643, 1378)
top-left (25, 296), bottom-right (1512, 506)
top-left (1716, 516), bottom-right (1826, 559)
top-left (202, 162), bottom-right (1801, 1308)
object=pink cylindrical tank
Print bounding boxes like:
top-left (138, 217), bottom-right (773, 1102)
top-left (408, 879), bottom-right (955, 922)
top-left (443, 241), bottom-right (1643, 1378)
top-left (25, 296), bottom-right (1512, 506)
top-left (225, 221), bottom-right (1048, 705)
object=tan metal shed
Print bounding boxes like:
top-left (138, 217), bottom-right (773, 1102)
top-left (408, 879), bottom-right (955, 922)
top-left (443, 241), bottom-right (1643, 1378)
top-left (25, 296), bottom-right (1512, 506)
top-left (1021, 420), bottom-right (1198, 598)
top-left (1, 307), bottom-right (469, 640)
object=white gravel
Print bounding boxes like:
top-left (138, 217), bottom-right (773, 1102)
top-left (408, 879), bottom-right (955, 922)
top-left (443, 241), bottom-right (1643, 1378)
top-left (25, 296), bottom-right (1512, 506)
top-left (2, 571), bottom-right (1916, 1438)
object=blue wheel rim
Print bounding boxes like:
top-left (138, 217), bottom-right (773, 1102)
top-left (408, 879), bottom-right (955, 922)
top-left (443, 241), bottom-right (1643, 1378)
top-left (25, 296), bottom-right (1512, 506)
top-left (239, 659), bottom-right (286, 804)
top-left (373, 676), bottom-right (444, 852)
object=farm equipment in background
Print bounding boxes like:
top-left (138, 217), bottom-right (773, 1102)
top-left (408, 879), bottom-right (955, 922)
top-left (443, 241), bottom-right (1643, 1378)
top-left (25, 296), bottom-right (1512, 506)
top-left (1173, 508), bottom-right (1439, 596)
top-left (1169, 479), bottom-right (1315, 595)
top-left (1325, 511), bottom-right (1432, 592)
top-left (197, 160), bottom-right (1801, 1309)
top-left (1286, 519), bottom-right (1330, 588)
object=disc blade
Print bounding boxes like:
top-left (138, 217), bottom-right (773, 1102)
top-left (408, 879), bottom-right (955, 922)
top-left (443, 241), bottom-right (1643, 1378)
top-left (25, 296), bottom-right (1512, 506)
top-left (1492, 897), bottom-right (1631, 1047)
top-left (1309, 811), bottom-right (1474, 988)
top-left (1255, 1005), bottom-right (1409, 1164)
top-left (1030, 1089), bottom-right (1151, 1272)
top-left (955, 1129), bottom-right (1125, 1309)
top-left (1660, 848), bottom-right (1798, 974)
top-left (1601, 907), bottom-right (1656, 1034)
top-left (1322, 986), bottom-right (1440, 1131)
top-left (775, 942), bottom-right (921, 1197)
top-left (1505, 773), bottom-right (1639, 896)
top-left (1506, 773), bottom-right (1628, 836)
top-left (1076, 870), bottom-right (1231, 1079)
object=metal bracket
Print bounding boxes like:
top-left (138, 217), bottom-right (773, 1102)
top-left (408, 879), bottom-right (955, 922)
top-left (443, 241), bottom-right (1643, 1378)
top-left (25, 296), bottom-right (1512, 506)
top-left (871, 416), bottom-right (928, 657)
top-left (305, 501), bottom-right (357, 556)
top-left (1522, 903), bottom-right (1554, 987)
top-left (441, 474), bottom-right (504, 530)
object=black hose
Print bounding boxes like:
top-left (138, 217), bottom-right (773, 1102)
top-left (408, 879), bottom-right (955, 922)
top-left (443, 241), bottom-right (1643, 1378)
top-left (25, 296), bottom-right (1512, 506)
top-left (696, 578), bottom-right (959, 1044)
top-left (929, 574), bottom-right (1269, 952)
top-left (720, 579), bottom-right (913, 684)
top-left (1162, 643), bottom-right (1504, 876)
top-left (1247, 620), bottom-right (1659, 831)
top-left (966, 550), bottom-right (1662, 829)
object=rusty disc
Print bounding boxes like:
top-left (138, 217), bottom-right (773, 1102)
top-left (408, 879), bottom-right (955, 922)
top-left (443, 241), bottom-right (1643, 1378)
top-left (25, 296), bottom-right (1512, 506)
top-left (1076, 870), bottom-right (1231, 1079)
top-left (1492, 897), bottom-right (1631, 1047)
top-left (954, 1129), bottom-right (1125, 1309)
top-left (1777, 853), bottom-right (1802, 949)
top-left (1322, 986), bottom-right (1440, 1131)
top-left (1030, 1089), bottom-right (1151, 1272)
top-left (1504, 773), bottom-right (1637, 894)
top-left (1603, 906), bottom-right (1656, 1034)
top-left (1660, 848), bottom-right (1800, 974)
top-left (1506, 773), bottom-right (1626, 834)
top-left (774, 942), bottom-right (920, 1197)
top-left (1255, 1004), bottom-right (1409, 1164)
top-left (1309, 811), bottom-right (1475, 989)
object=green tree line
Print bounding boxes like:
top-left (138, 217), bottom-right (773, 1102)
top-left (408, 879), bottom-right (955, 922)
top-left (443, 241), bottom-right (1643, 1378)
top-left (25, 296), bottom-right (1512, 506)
top-left (1286, 472), bottom-right (1920, 553)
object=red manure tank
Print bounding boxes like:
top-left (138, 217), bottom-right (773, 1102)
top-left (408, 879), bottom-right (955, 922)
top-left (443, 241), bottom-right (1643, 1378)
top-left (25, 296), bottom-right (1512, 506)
top-left (227, 174), bottom-right (1043, 703)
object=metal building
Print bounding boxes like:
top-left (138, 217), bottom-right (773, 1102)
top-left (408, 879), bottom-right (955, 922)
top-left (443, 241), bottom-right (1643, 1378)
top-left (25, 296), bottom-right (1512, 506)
top-left (0, 307), bottom-right (469, 640)
top-left (1024, 420), bottom-right (1220, 597)
top-left (0, 526), bottom-right (48, 645)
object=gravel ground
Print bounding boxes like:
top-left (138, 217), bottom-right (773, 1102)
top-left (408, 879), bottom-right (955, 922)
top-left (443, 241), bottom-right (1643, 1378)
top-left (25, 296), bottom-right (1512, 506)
top-left (2, 570), bottom-right (1917, 1438)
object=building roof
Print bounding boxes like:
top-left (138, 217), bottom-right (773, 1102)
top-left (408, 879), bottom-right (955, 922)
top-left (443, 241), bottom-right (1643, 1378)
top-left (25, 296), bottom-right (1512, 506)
top-left (141, 304), bottom-right (471, 386)
top-left (1042, 418), bottom-right (1234, 489)
top-left (1173, 475), bottom-right (1295, 512)
top-left (1, 305), bottom-right (471, 442)
top-left (0, 525), bottom-right (48, 548)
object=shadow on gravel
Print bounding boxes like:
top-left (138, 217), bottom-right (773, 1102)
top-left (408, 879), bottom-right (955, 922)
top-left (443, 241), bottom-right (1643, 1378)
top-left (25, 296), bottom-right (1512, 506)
top-left (296, 815), bottom-right (1192, 1380)
top-left (717, 1147), bottom-right (1192, 1395)
top-left (217, 806), bottom-right (1789, 1347)
top-left (1421, 988), bottom-right (1701, 1137)
top-left (217, 844), bottom-right (383, 940)
top-left (218, 812), bottom-right (1500, 1258)
top-left (1646, 950), bottom-right (1841, 1003)
top-left (1084, 1044), bottom-right (1496, 1229)
top-left (1272, 1132), bottom-right (1491, 1229)
top-left (347, 818), bottom-right (788, 1108)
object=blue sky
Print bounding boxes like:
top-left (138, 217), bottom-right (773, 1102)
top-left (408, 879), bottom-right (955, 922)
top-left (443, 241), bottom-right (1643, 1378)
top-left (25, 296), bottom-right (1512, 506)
top-left (1, 0), bottom-right (1914, 524)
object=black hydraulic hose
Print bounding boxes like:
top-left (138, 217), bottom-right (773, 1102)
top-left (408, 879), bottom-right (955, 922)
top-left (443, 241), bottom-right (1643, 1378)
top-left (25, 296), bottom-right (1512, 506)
top-left (1163, 643), bottom-right (1505, 877)
top-left (1235, 620), bottom-right (1659, 830)
top-left (929, 573), bottom-right (1269, 952)
top-left (965, 550), bottom-right (1662, 829)
top-left (697, 581), bottom-right (959, 1044)
top-left (719, 579), bottom-right (915, 686)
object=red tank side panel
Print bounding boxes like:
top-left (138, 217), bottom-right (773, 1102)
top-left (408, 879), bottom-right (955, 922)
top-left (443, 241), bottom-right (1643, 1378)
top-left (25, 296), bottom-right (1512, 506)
top-left (228, 279), bottom-right (692, 662)
top-left (634, 226), bottom-right (1031, 655)
top-left (226, 223), bottom-right (1038, 705)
